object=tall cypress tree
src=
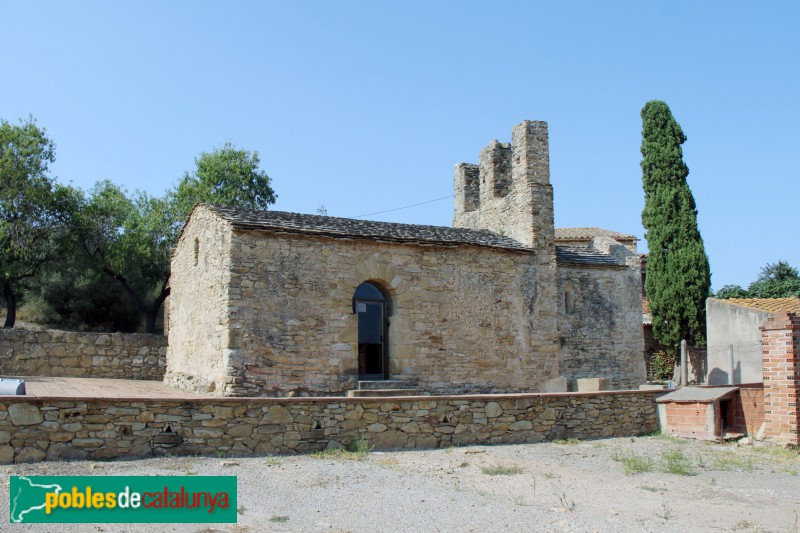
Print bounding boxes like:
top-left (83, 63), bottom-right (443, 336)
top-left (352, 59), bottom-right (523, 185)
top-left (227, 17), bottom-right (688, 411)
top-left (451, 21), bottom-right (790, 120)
top-left (641, 100), bottom-right (711, 350)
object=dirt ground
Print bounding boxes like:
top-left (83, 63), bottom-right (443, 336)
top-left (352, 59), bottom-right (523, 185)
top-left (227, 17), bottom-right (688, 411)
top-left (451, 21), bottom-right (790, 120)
top-left (2, 435), bottom-right (798, 532)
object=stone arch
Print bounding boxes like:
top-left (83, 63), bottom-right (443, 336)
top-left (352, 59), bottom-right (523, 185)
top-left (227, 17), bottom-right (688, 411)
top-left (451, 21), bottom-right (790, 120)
top-left (353, 280), bottom-right (391, 380)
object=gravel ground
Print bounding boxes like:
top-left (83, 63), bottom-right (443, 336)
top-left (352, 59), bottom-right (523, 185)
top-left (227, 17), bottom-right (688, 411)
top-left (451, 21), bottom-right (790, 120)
top-left (2, 435), bottom-right (798, 532)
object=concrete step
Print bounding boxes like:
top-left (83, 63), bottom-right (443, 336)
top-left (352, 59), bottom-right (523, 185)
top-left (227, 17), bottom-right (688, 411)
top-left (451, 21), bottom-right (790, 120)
top-left (357, 380), bottom-right (417, 391)
top-left (346, 389), bottom-right (421, 398)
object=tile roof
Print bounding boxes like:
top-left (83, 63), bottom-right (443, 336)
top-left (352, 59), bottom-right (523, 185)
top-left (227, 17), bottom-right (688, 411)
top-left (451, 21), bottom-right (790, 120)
top-left (205, 204), bottom-right (533, 252)
top-left (202, 205), bottom-right (629, 268)
top-left (712, 297), bottom-right (800, 314)
top-left (555, 227), bottom-right (638, 242)
top-left (554, 245), bottom-right (628, 268)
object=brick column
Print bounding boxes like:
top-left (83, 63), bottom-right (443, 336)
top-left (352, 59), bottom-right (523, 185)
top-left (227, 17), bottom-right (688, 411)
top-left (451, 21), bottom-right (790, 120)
top-left (761, 311), bottom-right (800, 446)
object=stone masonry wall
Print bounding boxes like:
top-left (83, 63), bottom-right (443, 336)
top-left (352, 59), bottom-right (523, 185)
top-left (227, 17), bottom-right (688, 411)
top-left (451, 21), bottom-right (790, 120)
top-left (0, 328), bottom-right (166, 381)
top-left (0, 390), bottom-right (660, 463)
top-left (557, 262), bottom-right (645, 390)
top-left (452, 120), bottom-right (559, 385)
top-left (218, 232), bottom-right (560, 396)
top-left (166, 207), bottom-right (234, 394)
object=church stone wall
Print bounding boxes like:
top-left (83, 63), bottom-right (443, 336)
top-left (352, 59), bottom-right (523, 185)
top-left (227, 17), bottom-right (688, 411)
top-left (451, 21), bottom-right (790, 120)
top-left (165, 207), bottom-right (235, 394)
top-left (219, 231), bottom-right (560, 397)
top-left (557, 261), bottom-right (645, 390)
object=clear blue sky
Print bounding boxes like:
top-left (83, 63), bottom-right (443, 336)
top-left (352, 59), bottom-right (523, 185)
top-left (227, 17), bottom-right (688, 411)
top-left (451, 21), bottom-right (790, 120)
top-left (3, 2), bottom-right (798, 290)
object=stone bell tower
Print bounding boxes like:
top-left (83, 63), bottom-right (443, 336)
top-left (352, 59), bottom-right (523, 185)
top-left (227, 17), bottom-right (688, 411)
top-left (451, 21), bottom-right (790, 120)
top-left (452, 120), bottom-right (558, 362)
top-left (453, 120), bottom-right (554, 252)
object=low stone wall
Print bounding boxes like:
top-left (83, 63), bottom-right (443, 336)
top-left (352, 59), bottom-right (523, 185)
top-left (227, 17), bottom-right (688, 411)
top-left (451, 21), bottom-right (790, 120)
top-left (0, 328), bottom-right (166, 381)
top-left (0, 390), bottom-right (660, 463)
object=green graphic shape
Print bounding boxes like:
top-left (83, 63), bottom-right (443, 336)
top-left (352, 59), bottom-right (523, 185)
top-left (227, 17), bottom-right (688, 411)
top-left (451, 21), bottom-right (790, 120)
top-left (9, 476), bottom-right (237, 523)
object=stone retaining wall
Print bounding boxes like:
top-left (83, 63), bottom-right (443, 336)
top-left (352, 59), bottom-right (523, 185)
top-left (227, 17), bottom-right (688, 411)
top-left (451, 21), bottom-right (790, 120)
top-left (0, 390), bottom-right (660, 463)
top-left (0, 328), bottom-right (167, 381)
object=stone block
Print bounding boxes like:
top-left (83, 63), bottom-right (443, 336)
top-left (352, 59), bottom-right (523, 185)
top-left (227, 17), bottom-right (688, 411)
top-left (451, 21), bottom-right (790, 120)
top-left (0, 445), bottom-right (14, 464)
top-left (541, 376), bottom-right (568, 393)
top-left (576, 378), bottom-right (610, 392)
top-left (485, 402), bottom-right (503, 418)
top-left (16, 447), bottom-right (46, 463)
top-left (8, 404), bottom-right (43, 426)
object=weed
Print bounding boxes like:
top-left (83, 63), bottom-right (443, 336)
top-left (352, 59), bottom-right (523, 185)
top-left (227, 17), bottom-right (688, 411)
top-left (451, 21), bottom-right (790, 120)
top-left (377, 456), bottom-right (399, 468)
top-left (347, 437), bottom-right (370, 457)
top-left (311, 438), bottom-right (370, 461)
top-left (661, 449), bottom-right (695, 476)
top-left (551, 482), bottom-right (575, 511)
top-left (655, 502), bottom-right (672, 521)
top-left (264, 455), bottom-right (280, 466)
top-left (695, 453), bottom-right (707, 469)
top-left (237, 505), bottom-right (246, 515)
top-left (512, 495), bottom-right (529, 506)
top-left (542, 470), bottom-right (558, 479)
top-left (613, 452), bottom-right (654, 475)
top-left (269, 516), bottom-right (289, 523)
top-left (554, 438), bottom-right (580, 445)
top-left (481, 465), bottom-right (523, 476)
top-left (215, 450), bottom-right (226, 459)
top-left (651, 350), bottom-right (675, 382)
top-left (652, 432), bottom-right (689, 444)
top-left (640, 486), bottom-right (666, 493)
top-left (731, 519), bottom-right (765, 532)
top-left (711, 454), bottom-right (755, 472)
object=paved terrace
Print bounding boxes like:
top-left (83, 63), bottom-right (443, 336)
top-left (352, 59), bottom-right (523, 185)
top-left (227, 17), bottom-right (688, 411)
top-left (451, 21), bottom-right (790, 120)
top-left (10, 376), bottom-right (213, 400)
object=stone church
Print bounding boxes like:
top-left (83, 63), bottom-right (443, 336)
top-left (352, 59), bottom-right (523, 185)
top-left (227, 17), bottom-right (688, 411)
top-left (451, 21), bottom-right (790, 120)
top-left (166, 121), bottom-right (644, 397)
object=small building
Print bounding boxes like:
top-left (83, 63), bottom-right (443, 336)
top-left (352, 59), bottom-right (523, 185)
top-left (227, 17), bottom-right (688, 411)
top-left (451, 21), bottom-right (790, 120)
top-left (706, 297), bottom-right (800, 385)
top-left (166, 121), bottom-right (645, 397)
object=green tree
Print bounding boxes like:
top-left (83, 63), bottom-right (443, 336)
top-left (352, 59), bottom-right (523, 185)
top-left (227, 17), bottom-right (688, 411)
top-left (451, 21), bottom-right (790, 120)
top-left (0, 116), bottom-right (80, 328)
top-left (77, 142), bottom-right (276, 333)
top-left (713, 262), bottom-right (800, 299)
top-left (172, 141), bottom-right (276, 219)
top-left (75, 181), bottom-right (174, 333)
top-left (640, 100), bottom-right (711, 350)
top-left (746, 261), bottom-right (799, 298)
top-left (714, 284), bottom-right (749, 299)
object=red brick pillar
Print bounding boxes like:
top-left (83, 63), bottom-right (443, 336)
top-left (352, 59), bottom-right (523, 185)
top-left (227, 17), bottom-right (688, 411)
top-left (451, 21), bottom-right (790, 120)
top-left (761, 311), bottom-right (800, 446)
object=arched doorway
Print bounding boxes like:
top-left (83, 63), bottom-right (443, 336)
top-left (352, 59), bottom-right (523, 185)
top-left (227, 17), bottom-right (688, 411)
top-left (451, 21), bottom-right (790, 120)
top-left (353, 281), bottom-right (388, 380)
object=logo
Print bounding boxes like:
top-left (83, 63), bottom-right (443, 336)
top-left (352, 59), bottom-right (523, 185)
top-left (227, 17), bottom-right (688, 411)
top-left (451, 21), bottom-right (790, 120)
top-left (9, 476), bottom-right (237, 523)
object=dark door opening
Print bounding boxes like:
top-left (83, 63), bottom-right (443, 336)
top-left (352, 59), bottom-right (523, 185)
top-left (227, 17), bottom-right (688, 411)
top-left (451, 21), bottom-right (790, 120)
top-left (354, 282), bottom-right (387, 380)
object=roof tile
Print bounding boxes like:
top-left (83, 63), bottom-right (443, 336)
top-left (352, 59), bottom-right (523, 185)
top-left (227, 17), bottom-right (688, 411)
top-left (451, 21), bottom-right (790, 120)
top-left (555, 227), bottom-right (638, 242)
top-left (712, 297), bottom-right (800, 314)
top-left (203, 205), bottom-right (627, 268)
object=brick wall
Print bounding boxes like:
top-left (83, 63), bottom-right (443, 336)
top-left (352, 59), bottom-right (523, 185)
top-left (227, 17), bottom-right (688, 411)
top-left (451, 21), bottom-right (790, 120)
top-left (0, 328), bottom-right (167, 381)
top-left (727, 383), bottom-right (765, 436)
top-left (663, 401), bottom-right (716, 439)
top-left (761, 311), bottom-right (800, 446)
top-left (0, 390), bottom-right (661, 463)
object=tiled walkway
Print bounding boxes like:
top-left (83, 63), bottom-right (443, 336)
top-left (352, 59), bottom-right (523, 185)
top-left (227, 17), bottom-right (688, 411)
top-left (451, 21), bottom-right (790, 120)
top-left (10, 376), bottom-right (213, 400)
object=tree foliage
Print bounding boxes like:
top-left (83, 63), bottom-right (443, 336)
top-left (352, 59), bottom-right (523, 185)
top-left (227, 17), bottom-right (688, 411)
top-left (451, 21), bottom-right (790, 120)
top-left (641, 100), bottom-right (711, 350)
top-left (172, 141), bottom-right (276, 219)
top-left (73, 143), bottom-right (276, 333)
top-left (0, 117), bottom-right (80, 327)
top-left (75, 181), bottom-right (174, 333)
top-left (714, 284), bottom-right (749, 299)
top-left (715, 261), bottom-right (800, 299)
top-left (1, 118), bottom-right (278, 333)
